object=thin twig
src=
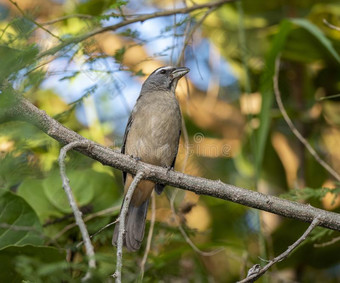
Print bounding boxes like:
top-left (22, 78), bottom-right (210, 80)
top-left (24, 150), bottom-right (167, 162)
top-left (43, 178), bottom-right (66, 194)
top-left (40, 14), bottom-right (94, 26)
top-left (176, 7), bottom-right (216, 66)
top-left (323, 19), bottom-right (340, 32)
top-left (239, 217), bottom-right (321, 283)
top-left (178, 221), bottom-right (224, 256)
top-left (113, 171), bottom-right (145, 283)
top-left (8, 0), bottom-right (63, 42)
top-left (47, 205), bottom-right (120, 245)
top-left (0, 223), bottom-right (41, 233)
top-left (38, 0), bottom-right (237, 59)
top-left (177, 15), bottom-right (191, 171)
top-left (169, 194), bottom-right (223, 257)
top-left (314, 235), bottom-right (340, 248)
top-left (316, 93), bottom-right (340, 101)
top-left (77, 219), bottom-right (119, 248)
top-left (58, 140), bottom-right (96, 279)
top-left (140, 192), bottom-right (156, 279)
top-left (0, 22), bottom-right (11, 40)
top-left (273, 56), bottom-right (340, 182)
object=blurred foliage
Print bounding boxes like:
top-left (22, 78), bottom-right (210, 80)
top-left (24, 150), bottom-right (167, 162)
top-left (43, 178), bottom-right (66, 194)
top-left (0, 0), bottom-right (340, 282)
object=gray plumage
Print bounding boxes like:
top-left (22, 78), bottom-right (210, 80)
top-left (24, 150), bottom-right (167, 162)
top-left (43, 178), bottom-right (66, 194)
top-left (112, 66), bottom-right (189, 252)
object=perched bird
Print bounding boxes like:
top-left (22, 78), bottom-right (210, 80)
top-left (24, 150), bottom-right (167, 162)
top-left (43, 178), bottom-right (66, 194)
top-left (112, 66), bottom-right (189, 251)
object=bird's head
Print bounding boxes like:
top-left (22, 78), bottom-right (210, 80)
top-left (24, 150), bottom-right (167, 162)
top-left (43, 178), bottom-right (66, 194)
top-left (141, 66), bottom-right (190, 93)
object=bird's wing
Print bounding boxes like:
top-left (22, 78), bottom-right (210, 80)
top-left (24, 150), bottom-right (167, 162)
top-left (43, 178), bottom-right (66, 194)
top-left (171, 129), bottom-right (181, 169)
top-left (155, 129), bottom-right (181, 195)
top-left (121, 113), bottom-right (134, 184)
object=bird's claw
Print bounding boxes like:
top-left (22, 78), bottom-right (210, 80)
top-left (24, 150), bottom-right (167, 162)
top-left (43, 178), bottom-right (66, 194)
top-left (163, 165), bottom-right (173, 174)
top-left (130, 155), bottom-right (141, 162)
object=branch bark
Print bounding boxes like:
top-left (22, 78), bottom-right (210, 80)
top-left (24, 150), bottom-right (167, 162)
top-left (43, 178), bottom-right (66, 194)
top-left (58, 141), bottom-right (96, 280)
top-left (114, 171), bottom-right (145, 283)
top-left (2, 94), bottom-right (340, 232)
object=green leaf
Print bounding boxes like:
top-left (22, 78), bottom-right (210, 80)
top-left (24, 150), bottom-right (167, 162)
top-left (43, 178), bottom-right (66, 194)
top-left (0, 44), bottom-right (39, 83)
top-left (18, 167), bottom-right (119, 230)
top-left (0, 245), bottom-right (66, 283)
top-left (290, 18), bottom-right (340, 64)
top-left (109, 0), bottom-right (127, 9)
top-left (281, 186), bottom-right (340, 202)
top-left (90, 170), bottom-right (120, 211)
top-left (17, 178), bottom-right (63, 223)
top-left (43, 168), bottom-right (95, 214)
top-left (134, 69), bottom-right (145, 77)
top-left (0, 191), bottom-right (43, 249)
top-left (119, 28), bottom-right (140, 38)
top-left (77, 0), bottom-right (122, 16)
top-left (113, 46), bottom-right (126, 63)
top-left (0, 152), bottom-right (33, 190)
top-left (11, 17), bottom-right (34, 39)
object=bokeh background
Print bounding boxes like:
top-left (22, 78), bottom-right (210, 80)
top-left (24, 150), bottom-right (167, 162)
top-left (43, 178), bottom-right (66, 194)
top-left (0, 0), bottom-right (340, 282)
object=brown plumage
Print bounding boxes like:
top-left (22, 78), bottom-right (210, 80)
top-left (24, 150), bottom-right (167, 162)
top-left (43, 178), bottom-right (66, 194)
top-left (112, 66), bottom-right (189, 251)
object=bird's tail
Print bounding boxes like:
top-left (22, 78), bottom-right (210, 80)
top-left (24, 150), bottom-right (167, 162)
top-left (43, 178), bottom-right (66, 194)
top-left (112, 198), bottom-right (149, 252)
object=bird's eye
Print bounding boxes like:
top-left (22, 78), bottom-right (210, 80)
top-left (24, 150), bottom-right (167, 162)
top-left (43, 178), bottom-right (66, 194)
top-left (159, 69), bottom-right (166, 74)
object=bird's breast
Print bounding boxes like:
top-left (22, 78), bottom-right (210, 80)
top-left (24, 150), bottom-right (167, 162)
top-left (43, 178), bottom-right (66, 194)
top-left (125, 95), bottom-right (181, 166)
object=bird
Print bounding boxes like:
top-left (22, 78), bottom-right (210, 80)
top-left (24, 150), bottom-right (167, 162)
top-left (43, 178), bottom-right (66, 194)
top-left (112, 66), bottom-right (190, 251)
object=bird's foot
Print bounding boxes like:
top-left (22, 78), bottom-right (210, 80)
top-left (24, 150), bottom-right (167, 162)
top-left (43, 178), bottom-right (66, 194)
top-left (130, 155), bottom-right (141, 162)
top-left (163, 165), bottom-right (173, 174)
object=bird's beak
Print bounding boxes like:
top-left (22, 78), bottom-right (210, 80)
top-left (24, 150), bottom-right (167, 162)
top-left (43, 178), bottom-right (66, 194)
top-left (171, 67), bottom-right (190, 79)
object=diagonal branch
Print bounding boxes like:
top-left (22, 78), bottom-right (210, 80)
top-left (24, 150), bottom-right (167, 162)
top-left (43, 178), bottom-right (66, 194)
top-left (9, 0), bottom-right (63, 42)
top-left (140, 192), bottom-right (156, 279)
top-left (169, 192), bottom-right (223, 256)
top-left (37, 0), bottom-right (237, 58)
top-left (58, 141), bottom-right (96, 280)
top-left (47, 205), bottom-right (120, 245)
top-left (2, 93), bottom-right (340, 232)
top-left (239, 217), bottom-right (321, 283)
top-left (314, 235), bottom-right (340, 248)
top-left (273, 56), bottom-right (340, 182)
top-left (113, 171), bottom-right (145, 283)
top-left (323, 19), bottom-right (340, 32)
top-left (176, 7), bottom-right (216, 66)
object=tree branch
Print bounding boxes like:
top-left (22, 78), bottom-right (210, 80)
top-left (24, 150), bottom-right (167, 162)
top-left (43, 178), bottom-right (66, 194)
top-left (170, 192), bottom-right (223, 256)
top-left (9, 0), bottom-right (63, 42)
top-left (176, 7), bottom-right (216, 66)
top-left (323, 19), bottom-right (340, 32)
top-left (140, 192), bottom-right (156, 279)
top-left (2, 94), bottom-right (340, 232)
top-left (113, 171), bottom-right (145, 283)
top-left (274, 56), bottom-right (340, 182)
top-left (314, 235), bottom-right (340, 248)
top-left (58, 141), bottom-right (96, 279)
top-left (37, 0), bottom-right (237, 59)
top-left (239, 217), bottom-right (321, 283)
top-left (47, 205), bottom-right (120, 245)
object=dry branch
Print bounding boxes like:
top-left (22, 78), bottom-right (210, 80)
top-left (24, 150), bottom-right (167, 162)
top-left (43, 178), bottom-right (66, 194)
top-left (239, 217), bottom-right (320, 283)
top-left (273, 57), bottom-right (340, 182)
top-left (323, 19), bottom-right (340, 32)
top-left (2, 94), bottom-right (340, 232)
top-left (37, 0), bottom-right (237, 59)
top-left (58, 141), bottom-right (96, 280)
top-left (140, 192), bottom-right (156, 279)
top-left (114, 171), bottom-right (145, 283)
